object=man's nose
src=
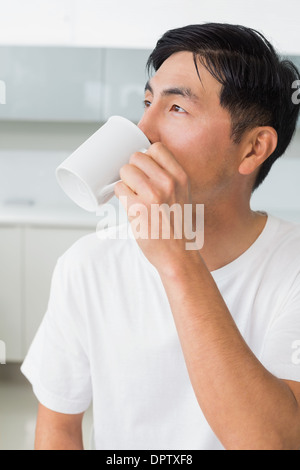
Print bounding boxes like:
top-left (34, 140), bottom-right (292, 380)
top-left (138, 111), bottom-right (160, 145)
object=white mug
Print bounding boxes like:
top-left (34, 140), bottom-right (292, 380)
top-left (56, 116), bottom-right (150, 212)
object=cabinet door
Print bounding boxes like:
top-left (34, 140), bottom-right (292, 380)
top-left (24, 226), bottom-right (92, 355)
top-left (0, 46), bottom-right (104, 121)
top-left (103, 48), bottom-right (151, 122)
top-left (0, 226), bottom-right (22, 361)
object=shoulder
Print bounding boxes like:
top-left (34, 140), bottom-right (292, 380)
top-left (270, 216), bottom-right (300, 254)
top-left (263, 215), bottom-right (300, 283)
top-left (57, 222), bottom-right (139, 273)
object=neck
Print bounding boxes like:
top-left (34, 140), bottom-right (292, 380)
top-left (194, 194), bottom-right (267, 272)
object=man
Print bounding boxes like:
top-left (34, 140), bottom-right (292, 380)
top-left (21, 23), bottom-right (300, 450)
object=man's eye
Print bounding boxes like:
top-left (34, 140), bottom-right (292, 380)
top-left (143, 100), bottom-right (151, 108)
top-left (171, 104), bottom-right (186, 113)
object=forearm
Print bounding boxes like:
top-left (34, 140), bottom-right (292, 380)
top-left (35, 430), bottom-right (84, 450)
top-left (35, 404), bottom-right (84, 450)
top-left (159, 251), bottom-right (300, 450)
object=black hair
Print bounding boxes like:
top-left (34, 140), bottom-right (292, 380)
top-left (146, 23), bottom-right (300, 190)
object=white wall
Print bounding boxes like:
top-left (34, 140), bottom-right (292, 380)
top-left (0, 0), bottom-right (299, 54)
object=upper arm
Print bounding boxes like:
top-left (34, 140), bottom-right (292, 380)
top-left (35, 403), bottom-right (85, 450)
top-left (281, 379), bottom-right (300, 449)
top-left (282, 379), bottom-right (300, 414)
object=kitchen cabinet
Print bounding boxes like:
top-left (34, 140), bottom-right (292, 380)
top-left (103, 48), bottom-right (151, 121)
top-left (0, 45), bottom-right (151, 123)
top-left (0, 226), bottom-right (22, 361)
top-left (0, 224), bottom-right (92, 361)
top-left (0, 46), bottom-right (104, 122)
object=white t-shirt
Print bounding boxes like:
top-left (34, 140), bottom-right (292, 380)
top-left (21, 214), bottom-right (300, 450)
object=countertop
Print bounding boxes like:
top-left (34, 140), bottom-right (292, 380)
top-left (0, 202), bottom-right (99, 228)
top-left (1, 201), bottom-right (300, 230)
top-left (0, 194), bottom-right (128, 228)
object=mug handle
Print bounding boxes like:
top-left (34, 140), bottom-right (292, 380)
top-left (97, 148), bottom-right (149, 206)
top-left (97, 180), bottom-right (121, 205)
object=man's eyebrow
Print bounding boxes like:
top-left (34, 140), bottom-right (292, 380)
top-left (144, 80), bottom-right (153, 94)
top-left (144, 80), bottom-right (199, 102)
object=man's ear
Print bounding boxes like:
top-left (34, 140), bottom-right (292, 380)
top-left (238, 127), bottom-right (278, 176)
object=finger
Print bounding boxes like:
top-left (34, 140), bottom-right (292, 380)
top-left (114, 180), bottom-right (149, 227)
top-left (114, 180), bottom-right (136, 212)
top-left (114, 180), bottom-right (136, 199)
top-left (129, 151), bottom-right (174, 190)
top-left (146, 142), bottom-right (187, 181)
top-left (119, 163), bottom-right (158, 201)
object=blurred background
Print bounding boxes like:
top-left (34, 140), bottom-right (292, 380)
top-left (0, 0), bottom-right (299, 450)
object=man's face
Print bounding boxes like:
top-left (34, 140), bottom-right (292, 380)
top-left (138, 51), bottom-right (243, 203)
